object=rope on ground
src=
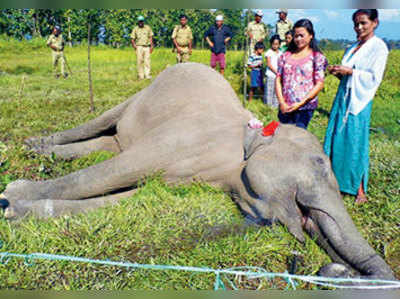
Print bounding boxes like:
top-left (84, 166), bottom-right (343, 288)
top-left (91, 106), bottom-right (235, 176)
top-left (0, 248), bottom-right (399, 290)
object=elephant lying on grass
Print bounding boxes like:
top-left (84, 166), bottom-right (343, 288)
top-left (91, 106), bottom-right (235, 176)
top-left (0, 63), bottom-right (395, 281)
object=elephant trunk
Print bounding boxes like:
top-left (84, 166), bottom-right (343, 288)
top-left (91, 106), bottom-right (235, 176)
top-left (309, 203), bottom-right (396, 280)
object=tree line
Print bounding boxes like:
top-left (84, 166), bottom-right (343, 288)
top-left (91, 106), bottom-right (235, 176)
top-left (3, 9), bottom-right (398, 50)
top-left (0, 9), bottom-right (276, 50)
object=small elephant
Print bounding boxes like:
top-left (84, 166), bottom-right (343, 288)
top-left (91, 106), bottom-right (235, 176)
top-left (1, 63), bottom-right (395, 281)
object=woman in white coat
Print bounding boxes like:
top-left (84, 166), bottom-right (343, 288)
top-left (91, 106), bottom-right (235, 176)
top-left (324, 9), bottom-right (389, 204)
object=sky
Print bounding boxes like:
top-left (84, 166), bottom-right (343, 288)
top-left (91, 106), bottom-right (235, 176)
top-left (259, 9), bottom-right (400, 40)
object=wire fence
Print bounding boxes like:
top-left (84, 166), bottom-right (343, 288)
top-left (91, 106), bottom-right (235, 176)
top-left (0, 240), bottom-right (399, 290)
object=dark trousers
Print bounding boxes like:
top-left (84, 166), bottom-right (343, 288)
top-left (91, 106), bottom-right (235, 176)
top-left (278, 109), bottom-right (315, 129)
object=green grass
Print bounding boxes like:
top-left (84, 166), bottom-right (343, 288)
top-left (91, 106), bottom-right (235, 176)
top-left (0, 38), bottom-right (399, 289)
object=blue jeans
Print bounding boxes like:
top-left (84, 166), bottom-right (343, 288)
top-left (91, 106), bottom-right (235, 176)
top-left (278, 109), bottom-right (315, 129)
top-left (250, 69), bottom-right (264, 88)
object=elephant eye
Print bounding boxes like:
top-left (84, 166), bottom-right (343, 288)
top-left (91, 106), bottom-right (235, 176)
top-left (314, 157), bottom-right (325, 165)
top-left (310, 156), bottom-right (329, 178)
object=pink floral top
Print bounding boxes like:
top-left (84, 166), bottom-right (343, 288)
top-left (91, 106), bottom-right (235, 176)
top-left (277, 51), bottom-right (328, 110)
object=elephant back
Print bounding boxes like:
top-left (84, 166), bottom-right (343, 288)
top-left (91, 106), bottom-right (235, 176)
top-left (117, 63), bottom-right (252, 150)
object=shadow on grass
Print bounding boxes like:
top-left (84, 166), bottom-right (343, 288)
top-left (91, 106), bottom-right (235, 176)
top-left (125, 222), bottom-right (260, 262)
top-left (4, 65), bottom-right (37, 75)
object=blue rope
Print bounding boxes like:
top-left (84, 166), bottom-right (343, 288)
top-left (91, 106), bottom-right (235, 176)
top-left (214, 272), bottom-right (226, 290)
top-left (284, 270), bottom-right (298, 290)
top-left (0, 250), bottom-right (399, 290)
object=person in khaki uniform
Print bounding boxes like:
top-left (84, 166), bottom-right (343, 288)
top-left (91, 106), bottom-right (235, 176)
top-left (130, 15), bottom-right (154, 80)
top-left (246, 10), bottom-right (268, 55)
top-left (47, 26), bottom-right (67, 78)
top-left (275, 9), bottom-right (293, 46)
top-left (172, 14), bottom-right (193, 63)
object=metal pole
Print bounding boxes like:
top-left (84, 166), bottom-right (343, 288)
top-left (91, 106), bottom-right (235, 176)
top-left (88, 20), bottom-right (95, 113)
top-left (64, 54), bottom-right (73, 75)
top-left (243, 9), bottom-right (250, 107)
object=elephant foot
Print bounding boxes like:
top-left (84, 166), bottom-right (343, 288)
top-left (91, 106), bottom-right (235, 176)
top-left (0, 180), bottom-right (32, 219)
top-left (0, 197), bottom-right (26, 219)
top-left (24, 136), bottom-right (55, 154)
top-left (1, 198), bottom-right (58, 219)
top-left (3, 204), bottom-right (26, 219)
top-left (1, 179), bottom-right (39, 207)
top-left (0, 199), bottom-right (58, 220)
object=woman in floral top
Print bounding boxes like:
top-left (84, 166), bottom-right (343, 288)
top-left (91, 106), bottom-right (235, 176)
top-left (276, 19), bottom-right (328, 129)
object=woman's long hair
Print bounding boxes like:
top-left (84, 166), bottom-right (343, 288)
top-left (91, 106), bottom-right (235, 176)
top-left (287, 18), bottom-right (321, 53)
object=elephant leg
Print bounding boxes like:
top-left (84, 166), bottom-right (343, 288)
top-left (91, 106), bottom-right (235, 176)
top-left (1, 150), bottom-right (144, 204)
top-left (4, 189), bottom-right (137, 219)
top-left (37, 136), bottom-right (121, 159)
top-left (25, 99), bottom-right (131, 150)
top-left (229, 190), bottom-right (258, 220)
top-left (1, 131), bottom-right (186, 213)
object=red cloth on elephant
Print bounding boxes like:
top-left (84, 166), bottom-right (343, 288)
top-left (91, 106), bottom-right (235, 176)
top-left (262, 121), bottom-right (280, 136)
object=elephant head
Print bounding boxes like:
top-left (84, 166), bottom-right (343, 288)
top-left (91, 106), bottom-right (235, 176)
top-left (239, 124), bottom-right (396, 280)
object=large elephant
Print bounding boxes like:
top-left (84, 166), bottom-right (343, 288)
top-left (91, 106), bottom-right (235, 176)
top-left (0, 63), bottom-right (395, 281)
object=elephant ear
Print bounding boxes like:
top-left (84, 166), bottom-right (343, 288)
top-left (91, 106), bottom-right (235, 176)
top-left (243, 125), bottom-right (273, 160)
top-left (244, 157), bottom-right (305, 243)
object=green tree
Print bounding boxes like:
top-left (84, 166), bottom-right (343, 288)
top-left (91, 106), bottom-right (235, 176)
top-left (222, 9), bottom-right (247, 50)
top-left (27, 9), bottom-right (64, 38)
top-left (103, 9), bottom-right (133, 47)
top-left (61, 9), bottom-right (102, 44)
top-left (0, 10), bottom-right (8, 35)
top-left (188, 9), bottom-right (213, 49)
top-left (1, 9), bottom-right (33, 39)
top-left (0, 8), bottom-right (282, 51)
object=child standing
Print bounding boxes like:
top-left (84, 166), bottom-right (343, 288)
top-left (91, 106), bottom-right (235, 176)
top-left (264, 35), bottom-right (282, 107)
top-left (280, 30), bottom-right (293, 52)
top-left (247, 42), bottom-right (265, 102)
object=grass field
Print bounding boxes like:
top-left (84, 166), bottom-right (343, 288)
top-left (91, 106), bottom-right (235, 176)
top-left (0, 38), bottom-right (399, 290)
